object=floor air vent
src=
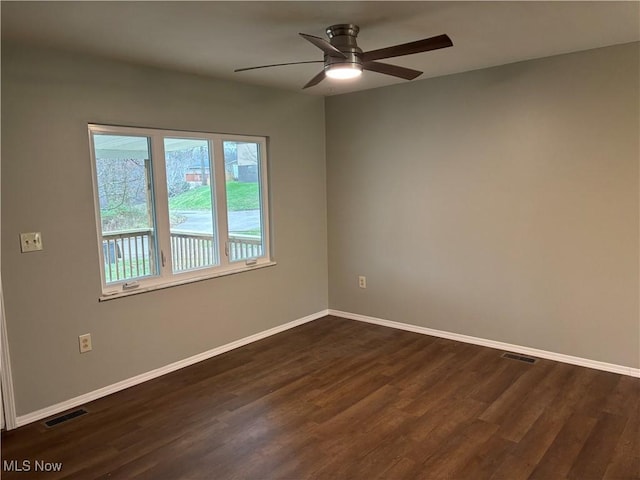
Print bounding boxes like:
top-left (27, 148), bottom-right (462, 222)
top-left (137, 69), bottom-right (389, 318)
top-left (501, 352), bottom-right (538, 364)
top-left (43, 408), bottom-right (88, 428)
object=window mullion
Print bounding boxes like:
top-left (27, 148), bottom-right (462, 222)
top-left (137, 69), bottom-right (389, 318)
top-left (212, 136), bottom-right (230, 266)
top-left (258, 138), bottom-right (271, 261)
top-left (151, 135), bottom-right (173, 278)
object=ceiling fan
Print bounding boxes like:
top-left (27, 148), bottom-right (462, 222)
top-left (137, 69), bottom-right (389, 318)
top-left (234, 24), bottom-right (453, 89)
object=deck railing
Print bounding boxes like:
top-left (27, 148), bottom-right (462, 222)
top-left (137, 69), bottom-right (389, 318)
top-left (227, 234), bottom-right (263, 261)
top-left (102, 228), bottom-right (155, 283)
top-left (102, 229), bottom-right (263, 283)
top-left (170, 231), bottom-right (216, 272)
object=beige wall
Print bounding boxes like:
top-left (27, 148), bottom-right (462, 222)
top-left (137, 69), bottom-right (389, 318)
top-left (326, 43), bottom-right (639, 368)
top-left (1, 43), bottom-right (328, 415)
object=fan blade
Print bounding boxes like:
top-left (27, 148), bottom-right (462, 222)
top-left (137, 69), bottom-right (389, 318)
top-left (299, 33), bottom-right (347, 58)
top-left (363, 61), bottom-right (423, 80)
top-left (234, 60), bottom-right (323, 73)
top-left (303, 70), bottom-right (326, 89)
top-left (362, 34), bottom-right (453, 62)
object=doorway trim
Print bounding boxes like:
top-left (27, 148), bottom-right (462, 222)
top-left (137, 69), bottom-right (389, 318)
top-left (1, 277), bottom-right (17, 430)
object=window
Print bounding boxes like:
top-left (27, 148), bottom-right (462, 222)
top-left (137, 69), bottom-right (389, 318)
top-left (88, 124), bottom-right (272, 298)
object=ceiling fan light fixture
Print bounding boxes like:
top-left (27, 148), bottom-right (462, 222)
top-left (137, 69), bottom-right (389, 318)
top-left (235, 23), bottom-right (452, 89)
top-left (325, 63), bottom-right (363, 80)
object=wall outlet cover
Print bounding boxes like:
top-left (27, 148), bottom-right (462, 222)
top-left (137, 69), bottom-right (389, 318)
top-left (79, 334), bottom-right (92, 353)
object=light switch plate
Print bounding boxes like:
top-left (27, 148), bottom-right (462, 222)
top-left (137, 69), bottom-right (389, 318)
top-left (20, 232), bottom-right (43, 252)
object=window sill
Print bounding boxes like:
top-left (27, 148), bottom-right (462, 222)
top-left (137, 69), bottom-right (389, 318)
top-left (98, 261), bottom-right (277, 302)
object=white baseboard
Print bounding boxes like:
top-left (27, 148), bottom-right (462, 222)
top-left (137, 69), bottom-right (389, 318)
top-left (328, 309), bottom-right (640, 378)
top-left (13, 307), bottom-right (637, 428)
top-left (15, 310), bottom-right (329, 428)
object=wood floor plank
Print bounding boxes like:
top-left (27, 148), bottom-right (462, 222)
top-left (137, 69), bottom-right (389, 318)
top-left (451, 432), bottom-right (516, 480)
top-left (567, 411), bottom-right (629, 480)
top-left (300, 402), bottom-right (416, 478)
top-left (573, 369), bottom-right (622, 417)
top-left (1, 316), bottom-right (637, 480)
top-left (489, 366), bottom-right (604, 479)
top-left (603, 397), bottom-right (640, 480)
top-left (375, 457), bottom-right (418, 479)
top-left (419, 419), bottom-right (501, 478)
top-left (478, 359), bottom-right (553, 425)
top-left (469, 359), bottom-right (530, 404)
top-left (495, 362), bottom-right (576, 442)
top-left (602, 375), bottom-right (640, 418)
top-left (406, 396), bottom-right (488, 446)
top-left (527, 412), bottom-right (598, 480)
top-left (604, 455), bottom-right (640, 480)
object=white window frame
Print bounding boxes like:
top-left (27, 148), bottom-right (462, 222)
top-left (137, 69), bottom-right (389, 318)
top-left (88, 124), bottom-right (273, 300)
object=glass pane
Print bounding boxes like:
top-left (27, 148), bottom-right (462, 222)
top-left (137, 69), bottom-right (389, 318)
top-left (93, 134), bottom-right (157, 283)
top-left (223, 141), bottom-right (264, 262)
top-left (164, 138), bottom-right (218, 272)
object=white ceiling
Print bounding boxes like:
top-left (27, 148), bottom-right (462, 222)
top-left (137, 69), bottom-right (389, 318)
top-left (2, 1), bottom-right (638, 96)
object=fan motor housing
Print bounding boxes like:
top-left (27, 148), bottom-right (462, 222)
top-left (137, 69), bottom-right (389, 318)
top-left (325, 24), bottom-right (363, 68)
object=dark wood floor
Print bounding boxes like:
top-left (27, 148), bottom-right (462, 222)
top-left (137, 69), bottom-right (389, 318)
top-left (2, 316), bottom-right (639, 479)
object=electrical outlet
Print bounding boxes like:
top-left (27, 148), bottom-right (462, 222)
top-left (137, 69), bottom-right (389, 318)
top-left (358, 275), bottom-right (367, 289)
top-left (79, 334), bottom-right (92, 353)
top-left (20, 232), bottom-right (43, 253)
